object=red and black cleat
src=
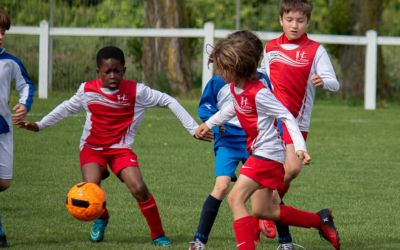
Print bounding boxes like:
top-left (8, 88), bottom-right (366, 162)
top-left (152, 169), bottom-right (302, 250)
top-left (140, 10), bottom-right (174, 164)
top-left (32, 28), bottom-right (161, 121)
top-left (317, 209), bottom-right (341, 250)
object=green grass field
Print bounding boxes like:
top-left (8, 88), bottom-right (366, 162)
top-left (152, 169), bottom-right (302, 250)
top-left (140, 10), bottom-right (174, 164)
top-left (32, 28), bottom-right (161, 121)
top-left (2, 93), bottom-right (400, 249)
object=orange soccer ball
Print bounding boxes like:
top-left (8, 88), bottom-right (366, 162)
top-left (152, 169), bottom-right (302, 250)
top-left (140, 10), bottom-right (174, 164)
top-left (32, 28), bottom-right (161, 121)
top-left (66, 182), bottom-right (106, 221)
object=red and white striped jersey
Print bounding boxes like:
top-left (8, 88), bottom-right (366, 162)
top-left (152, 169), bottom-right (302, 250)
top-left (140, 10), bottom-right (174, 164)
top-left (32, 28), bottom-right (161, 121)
top-left (36, 79), bottom-right (199, 150)
top-left (259, 33), bottom-right (339, 131)
top-left (206, 80), bottom-right (306, 164)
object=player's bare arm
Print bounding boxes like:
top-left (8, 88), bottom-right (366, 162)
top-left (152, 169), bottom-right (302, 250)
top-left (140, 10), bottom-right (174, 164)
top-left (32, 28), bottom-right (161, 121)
top-left (310, 74), bottom-right (324, 88)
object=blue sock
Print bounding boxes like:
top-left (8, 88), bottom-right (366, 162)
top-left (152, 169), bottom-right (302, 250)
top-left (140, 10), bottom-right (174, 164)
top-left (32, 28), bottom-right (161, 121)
top-left (276, 222), bottom-right (292, 244)
top-left (194, 195), bottom-right (222, 244)
top-left (0, 215), bottom-right (5, 236)
top-left (276, 200), bottom-right (292, 244)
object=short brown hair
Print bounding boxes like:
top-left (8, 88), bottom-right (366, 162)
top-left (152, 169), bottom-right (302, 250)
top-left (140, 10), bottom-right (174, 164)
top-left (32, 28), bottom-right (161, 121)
top-left (279, 0), bottom-right (313, 20)
top-left (209, 30), bottom-right (263, 80)
top-left (0, 7), bottom-right (11, 30)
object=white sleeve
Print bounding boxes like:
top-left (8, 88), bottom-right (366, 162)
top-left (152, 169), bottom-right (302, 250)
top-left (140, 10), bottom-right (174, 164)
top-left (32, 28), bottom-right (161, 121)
top-left (256, 89), bottom-right (307, 152)
top-left (136, 83), bottom-right (199, 135)
top-left (258, 50), bottom-right (270, 77)
top-left (205, 102), bottom-right (236, 129)
top-left (36, 84), bottom-right (85, 130)
top-left (314, 46), bottom-right (339, 92)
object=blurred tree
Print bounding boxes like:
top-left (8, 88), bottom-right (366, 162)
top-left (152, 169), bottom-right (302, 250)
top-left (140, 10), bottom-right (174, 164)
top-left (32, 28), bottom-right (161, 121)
top-left (142, 0), bottom-right (192, 95)
top-left (327, 0), bottom-right (391, 99)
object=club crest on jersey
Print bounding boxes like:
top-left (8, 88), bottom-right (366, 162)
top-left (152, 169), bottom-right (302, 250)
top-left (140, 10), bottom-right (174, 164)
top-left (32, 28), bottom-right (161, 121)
top-left (233, 96), bottom-right (252, 114)
top-left (296, 51), bottom-right (308, 62)
top-left (241, 96), bottom-right (248, 107)
top-left (117, 94), bottom-right (128, 103)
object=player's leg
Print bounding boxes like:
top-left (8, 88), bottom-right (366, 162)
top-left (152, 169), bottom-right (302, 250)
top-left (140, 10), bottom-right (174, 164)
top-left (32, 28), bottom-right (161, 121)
top-left (258, 190), bottom-right (280, 239)
top-left (281, 144), bottom-right (303, 195)
top-left (190, 176), bottom-right (230, 250)
top-left (0, 132), bottom-right (13, 248)
top-left (227, 174), bottom-right (259, 250)
top-left (0, 133), bottom-right (13, 191)
top-left (252, 191), bottom-right (340, 249)
top-left (119, 166), bottom-right (170, 247)
top-left (263, 125), bottom-right (305, 248)
top-left (190, 147), bottom-right (244, 249)
top-left (275, 144), bottom-right (304, 249)
top-left (80, 146), bottom-right (110, 243)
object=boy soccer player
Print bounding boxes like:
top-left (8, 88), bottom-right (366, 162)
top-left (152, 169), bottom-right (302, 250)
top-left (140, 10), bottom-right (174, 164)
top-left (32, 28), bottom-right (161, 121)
top-left (0, 7), bottom-right (35, 248)
top-left (18, 46), bottom-right (211, 247)
top-left (195, 30), bottom-right (340, 250)
top-left (189, 31), bottom-right (275, 250)
top-left (258, 0), bottom-right (340, 249)
top-left (189, 75), bottom-right (249, 250)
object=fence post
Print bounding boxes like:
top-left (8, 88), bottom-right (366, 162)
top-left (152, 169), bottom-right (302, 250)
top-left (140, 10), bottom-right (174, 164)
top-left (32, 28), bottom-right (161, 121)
top-left (39, 20), bottom-right (49, 99)
top-left (364, 30), bottom-right (377, 110)
top-left (202, 22), bottom-right (214, 91)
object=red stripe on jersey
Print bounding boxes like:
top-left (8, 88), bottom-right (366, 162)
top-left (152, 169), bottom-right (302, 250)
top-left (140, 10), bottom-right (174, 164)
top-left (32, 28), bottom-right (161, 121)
top-left (266, 33), bottom-right (319, 117)
top-left (230, 81), bottom-right (265, 154)
top-left (84, 79), bottom-right (137, 148)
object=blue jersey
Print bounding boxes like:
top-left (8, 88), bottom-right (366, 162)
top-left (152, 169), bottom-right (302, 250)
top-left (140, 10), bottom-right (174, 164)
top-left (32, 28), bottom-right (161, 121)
top-left (198, 73), bottom-right (271, 152)
top-left (0, 48), bottom-right (35, 133)
top-left (198, 76), bottom-right (245, 151)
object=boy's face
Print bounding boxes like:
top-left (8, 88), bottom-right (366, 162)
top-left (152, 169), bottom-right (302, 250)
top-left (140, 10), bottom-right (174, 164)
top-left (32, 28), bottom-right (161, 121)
top-left (97, 58), bottom-right (126, 90)
top-left (0, 28), bottom-right (5, 47)
top-left (280, 11), bottom-right (309, 40)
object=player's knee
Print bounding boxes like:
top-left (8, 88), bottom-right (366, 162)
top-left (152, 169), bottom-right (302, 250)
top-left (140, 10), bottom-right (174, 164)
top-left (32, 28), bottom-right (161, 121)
top-left (252, 208), bottom-right (269, 219)
top-left (227, 192), bottom-right (242, 208)
top-left (128, 182), bottom-right (149, 200)
top-left (212, 181), bottom-right (230, 199)
top-left (0, 180), bottom-right (11, 192)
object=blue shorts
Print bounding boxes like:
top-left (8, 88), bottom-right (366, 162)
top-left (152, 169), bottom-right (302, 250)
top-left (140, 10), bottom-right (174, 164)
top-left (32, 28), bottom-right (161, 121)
top-left (215, 146), bottom-right (248, 182)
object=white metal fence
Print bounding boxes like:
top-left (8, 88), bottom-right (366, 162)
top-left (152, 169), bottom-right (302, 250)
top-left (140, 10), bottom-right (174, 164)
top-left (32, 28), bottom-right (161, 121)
top-left (8, 21), bottom-right (400, 110)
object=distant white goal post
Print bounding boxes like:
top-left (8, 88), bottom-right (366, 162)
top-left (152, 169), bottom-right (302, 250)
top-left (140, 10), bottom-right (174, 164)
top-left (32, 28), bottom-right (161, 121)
top-left (8, 21), bottom-right (400, 110)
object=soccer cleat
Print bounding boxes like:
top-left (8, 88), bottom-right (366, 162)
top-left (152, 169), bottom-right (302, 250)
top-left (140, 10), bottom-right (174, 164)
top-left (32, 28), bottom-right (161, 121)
top-left (188, 238), bottom-right (206, 250)
top-left (276, 242), bottom-right (306, 250)
top-left (89, 218), bottom-right (108, 242)
top-left (0, 235), bottom-right (7, 248)
top-left (259, 219), bottom-right (276, 239)
top-left (153, 236), bottom-right (171, 247)
top-left (317, 209), bottom-right (340, 250)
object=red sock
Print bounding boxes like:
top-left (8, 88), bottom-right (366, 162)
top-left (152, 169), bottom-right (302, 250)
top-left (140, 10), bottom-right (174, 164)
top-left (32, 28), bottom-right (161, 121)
top-left (98, 208), bottom-right (109, 220)
top-left (233, 216), bottom-right (256, 250)
top-left (138, 195), bottom-right (165, 240)
top-left (251, 217), bottom-right (260, 245)
top-left (278, 183), bottom-right (290, 198)
top-left (278, 205), bottom-right (320, 228)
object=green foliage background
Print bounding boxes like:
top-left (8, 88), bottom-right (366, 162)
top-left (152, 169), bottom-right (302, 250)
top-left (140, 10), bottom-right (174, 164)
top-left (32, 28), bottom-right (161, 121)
top-left (2, 0), bottom-right (400, 100)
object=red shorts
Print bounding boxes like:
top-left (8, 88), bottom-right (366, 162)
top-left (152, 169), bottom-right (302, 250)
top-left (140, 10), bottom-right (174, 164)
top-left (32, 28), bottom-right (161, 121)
top-left (281, 123), bottom-right (308, 145)
top-left (80, 146), bottom-right (139, 177)
top-left (240, 155), bottom-right (285, 190)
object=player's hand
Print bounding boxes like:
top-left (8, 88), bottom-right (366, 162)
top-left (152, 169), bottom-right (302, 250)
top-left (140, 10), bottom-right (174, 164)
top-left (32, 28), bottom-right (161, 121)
top-left (12, 103), bottom-right (27, 124)
top-left (15, 120), bottom-right (39, 132)
top-left (195, 123), bottom-right (212, 141)
top-left (296, 150), bottom-right (311, 165)
top-left (195, 130), bottom-right (213, 142)
top-left (310, 74), bottom-right (324, 88)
